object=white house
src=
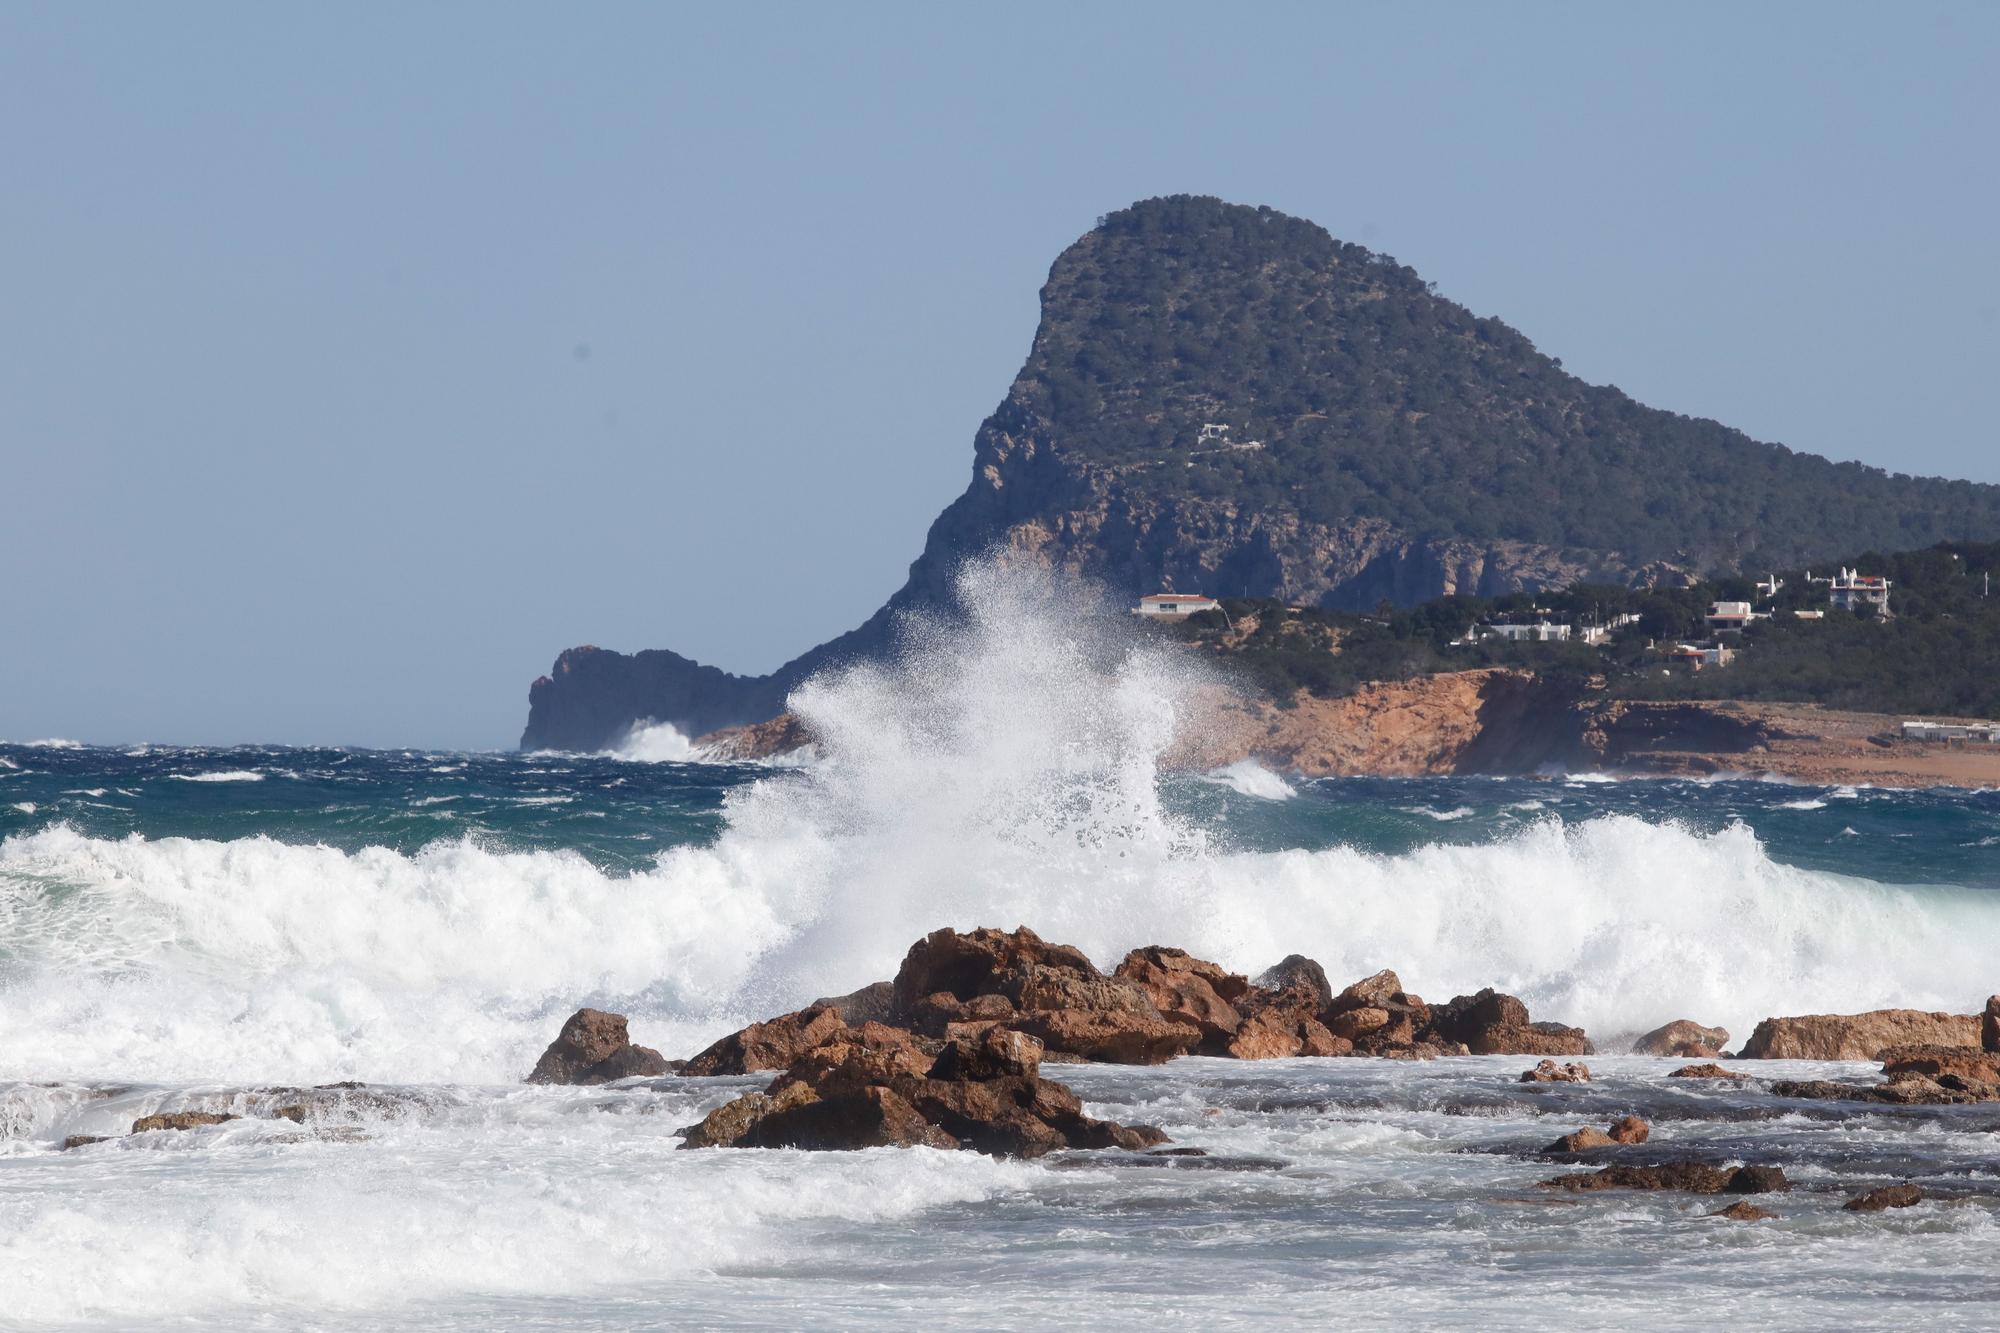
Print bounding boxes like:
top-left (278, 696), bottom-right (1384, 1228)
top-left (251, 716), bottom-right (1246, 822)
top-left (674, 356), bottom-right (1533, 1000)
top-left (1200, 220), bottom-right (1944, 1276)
top-left (1133, 593), bottom-right (1223, 618)
top-left (1829, 568), bottom-right (1891, 614)
top-left (1477, 621), bottom-right (1572, 643)
top-left (1706, 601), bottom-right (1756, 632)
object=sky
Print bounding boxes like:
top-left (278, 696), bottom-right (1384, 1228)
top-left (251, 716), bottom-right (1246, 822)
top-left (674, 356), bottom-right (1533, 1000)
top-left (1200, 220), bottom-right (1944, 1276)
top-left (2, 3), bottom-right (1996, 750)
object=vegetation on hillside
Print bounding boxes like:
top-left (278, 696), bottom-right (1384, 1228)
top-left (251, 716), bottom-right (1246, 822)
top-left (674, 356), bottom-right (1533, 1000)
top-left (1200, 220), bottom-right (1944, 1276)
top-left (1152, 540), bottom-right (2000, 720)
top-left (1027, 195), bottom-right (2000, 573)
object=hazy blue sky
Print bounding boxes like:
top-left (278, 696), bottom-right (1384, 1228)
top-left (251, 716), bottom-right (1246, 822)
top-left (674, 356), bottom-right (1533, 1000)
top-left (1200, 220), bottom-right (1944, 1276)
top-left (4, 3), bottom-right (1996, 749)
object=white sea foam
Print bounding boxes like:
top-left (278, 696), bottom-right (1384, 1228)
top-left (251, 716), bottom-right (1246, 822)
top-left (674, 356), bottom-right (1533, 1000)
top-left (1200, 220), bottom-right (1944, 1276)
top-left (0, 756), bottom-right (19, 769)
top-left (607, 719), bottom-right (700, 763)
top-left (1778, 798), bottom-right (1829, 811)
top-left (1202, 759), bottom-right (1296, 800)
top-left (21, 738), bottom-right (83, 749)
top-left (9, 803), bottom-right (35, 815)
top-left (169, 770), bottom-right (266, 783)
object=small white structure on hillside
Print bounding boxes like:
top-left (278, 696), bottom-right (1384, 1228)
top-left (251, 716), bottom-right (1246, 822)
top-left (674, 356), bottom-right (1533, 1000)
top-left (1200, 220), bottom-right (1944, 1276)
top-left (1134, 593), bottom-right (1222, 617)
top-left (1480, 621), bottom-right (1572, 643)
top-left (1902, 720), bottom-right (2000, 744)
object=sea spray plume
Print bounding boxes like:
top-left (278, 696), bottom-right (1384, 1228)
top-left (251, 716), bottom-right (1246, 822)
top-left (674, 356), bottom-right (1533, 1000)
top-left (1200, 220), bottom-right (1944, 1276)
top-left (714, 558), bottom-right (1221, 1013)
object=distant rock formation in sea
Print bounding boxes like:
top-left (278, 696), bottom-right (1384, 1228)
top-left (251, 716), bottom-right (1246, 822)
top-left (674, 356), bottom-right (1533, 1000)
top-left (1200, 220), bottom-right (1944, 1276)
top-left (522, 195), bottom-right (2000, 751)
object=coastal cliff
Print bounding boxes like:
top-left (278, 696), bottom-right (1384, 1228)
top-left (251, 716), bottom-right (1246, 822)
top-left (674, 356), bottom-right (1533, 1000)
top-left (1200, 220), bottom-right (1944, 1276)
top-left (702, 669), bottom-right (2000, 789)
top-left (523, 195), bottom-right (2000, 751)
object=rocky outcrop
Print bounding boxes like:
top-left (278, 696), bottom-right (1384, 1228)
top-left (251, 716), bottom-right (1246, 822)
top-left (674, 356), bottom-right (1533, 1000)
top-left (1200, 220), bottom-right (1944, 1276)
top-left (1543, 1163), bottom-right (1788, 1195)
top-left (678, 1017), bottom-right (1167, 1158)
top-left (888, 926), bottom-right (1200, 1065)
top-left (1112, 947), bottom-right (1249, 1053)
top-left (528, 1008), bottom-right (673, 1084)
top-left (1630, 1020), bottom-right (1729, 1059)
top-left (681, 1006), bottom-right (847, 1077)
top-left (1984, 995), bottom-right (2000, 1052)
top-left (1431, 989), bottom-right (1592, 1057)
top-left (131, 1111), bottom-right (237, 1133)
top-left (1877, 1045), bottom-right (2000, 1085)
top-left (1668, 1063), bottom-right (1744, 1079)
top-left (1737, 1009), bottom-right (1981, 1061)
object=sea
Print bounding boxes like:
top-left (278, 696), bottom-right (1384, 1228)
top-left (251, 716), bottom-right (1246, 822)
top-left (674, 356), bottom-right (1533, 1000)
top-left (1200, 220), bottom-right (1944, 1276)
top-left (4, 576), bottom-right (1998, 1329)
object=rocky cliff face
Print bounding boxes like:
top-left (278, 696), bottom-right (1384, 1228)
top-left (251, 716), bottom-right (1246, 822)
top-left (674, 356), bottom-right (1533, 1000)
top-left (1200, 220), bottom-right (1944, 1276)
top-left (521, 195), bottom-right (2000, 750)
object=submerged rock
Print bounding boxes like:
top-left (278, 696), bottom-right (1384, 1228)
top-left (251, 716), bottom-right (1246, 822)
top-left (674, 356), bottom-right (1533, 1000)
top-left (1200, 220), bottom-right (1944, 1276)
top-left (1608, 1115), bottom-right (1650, 1144)
top-left (1712, 1201), bottom-right (1778, 1221)
top-left (1667, 1063), bottom-right (1744, 1079)
top-left (1770, 1076), bottom-right (2000, 1106)
top-left (529, 1009), bottom-right (673, 1085)
top-left (1520, 1059), bottom-right (1592, 1084)
top-left (61, 1135), bottom-right (111, 1150)
top-left (131, 1111), bottom-right (237, 1133)
top-left (1737, 1009), bottom-right (1980, 1061)
top-left (1844, 1183), bottom-right (1924, 1212)
top-left (1542, 1162), bottom-right (1788, 1195)
top-left (1547, 1126), bottom-right (1615, 1153)
top-left (1630, 1019), bottom-right (1729, 1058)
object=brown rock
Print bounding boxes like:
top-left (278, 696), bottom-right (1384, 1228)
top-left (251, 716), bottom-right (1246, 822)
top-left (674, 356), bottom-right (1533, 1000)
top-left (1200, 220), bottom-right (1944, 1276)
top-left (1430, 988), bottom-right (1529, 1040)
top-left (1254, 955), bottom-right (1332, 1010)
top-left (1115, 945), bottom-right (1250, 1001)
top-left (1542, 1162), bottom-right (1788, 1194)
top-left (889, 925), bottom-right (1096, 1017)
top-left (1325, 1006), bottom-right (1392, 1041)
top-left (928, 1026), bottom-right (1044, 1082)
top-left (1520, 1059), bottom-right (1591, 1084)
top-left (528, 1008), bottom-right (673, 1084)
top-left (1114, 948), bottom-right (1245, 1047)
top-left (1011, 1007), bottom-right (1199, 1065)
top-left (1607, 1115), bottom-right (1650, 1145)
top-left (809, 981), bottom-right (897, 1026)
top-left (909, 991), bottom-right (1016, 1037)
top-left (1327, 969), bottom-right (1406, 1014)
top-left (1737, 1009), bottom-right (1980, 1061)
top-left (61, 1135), bottom-right (111, 1150)
top-left (1712, 1201), bottom-right (1777, 1221)
top-left (1770, 1076), bottom-right (2000, 1106)
top-left (1843, 1183), bottom-right (1923, 1212)
top-left (680, 1005), bottom-right (846, 1077)
top-left (1430, 990), bottom-right (1592, 1056)
top-left (1878, 1044), bottom-right (2000, 1084)
top-left (1668, 1063), bottom-right (1745, 1079)
top-left (1984, 995), bottom-right (1999, 1053)
top-left (738, 1085), bottom-right (962, 1152)
top-left (767, 1022), bottom-right (937, 1098)
top-left (1225, 1004), bottom-right (1349, 1060)
top-left (1547, 1126), bottom-right (1615, 1152)
top-left (679, 1080), bottom-right (824, 1149)
top-left (1630, 1019), bottom-right (1730, 1058)
top-left (131, 1111), bottom-right (237, 1133)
